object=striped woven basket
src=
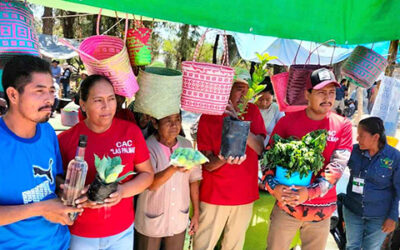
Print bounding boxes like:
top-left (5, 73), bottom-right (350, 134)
top-left (341, 46), bottom-right (388, 88)
top-left (0, 0), bottom-right (40, 59)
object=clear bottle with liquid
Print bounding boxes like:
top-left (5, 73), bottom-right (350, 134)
top-left (62, 134), bottom-right (88, 220)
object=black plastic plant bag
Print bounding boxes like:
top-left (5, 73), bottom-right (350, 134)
top-left (220, 116), bottom-right (250, 158)
top-left (87, 175), bottom-right (118, 203)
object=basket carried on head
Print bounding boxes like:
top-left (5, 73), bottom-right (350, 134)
top-left (126, 18), bottom-right (152, 66)
top-left (341, 45), bottom-right (388, 88)
top-left (60, 10), bottom-right (138, 98)
top-left (134, 67), bottom-right (182, 120)
top-left (181, 31), bottom-right (234, 115)
top-left (287, 41), bottom-right (335, 106)
top-left (0, 0), bottom-right (40, 59)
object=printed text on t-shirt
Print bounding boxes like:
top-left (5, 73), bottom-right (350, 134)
top-left (110, 140), bottom-right (136, 155)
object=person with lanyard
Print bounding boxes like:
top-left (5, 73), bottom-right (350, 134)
top-left (0, 55), bottom-right (83, 249)
top-left (263, 68), bottom-right (353, 250)
top-left (58, 74), bottom-right (154, 250)
top-left (193, 70), bottom-right (266, 250)
top-left (343, 117), bottom-right (400, 250)
top-left (134, 112), bottom-right (201, 250)
top-left (255, 77), bottom-right (284, 146)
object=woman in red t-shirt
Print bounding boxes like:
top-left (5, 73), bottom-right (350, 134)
top-left (58, 75), bottom-right (154, 250)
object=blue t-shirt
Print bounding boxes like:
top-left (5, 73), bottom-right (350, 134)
top-left (0, 118), bottom-right (70, 250)
top-left (51, 66), bottom-right (62, 84)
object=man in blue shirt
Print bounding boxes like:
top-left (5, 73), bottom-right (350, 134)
top-left (333, 79), bottom-right (348, 113)
top-left (0, 55), bottom-right (82, 249)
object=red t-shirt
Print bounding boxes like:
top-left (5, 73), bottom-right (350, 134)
top-left (78, 108), bottom-right (136, 124)
top-left (58, 118), bottom-right (149, 237)
top-left (197, 103), bottom-right (267, 205)
top-left (267, 109), bottom-right (353, 220)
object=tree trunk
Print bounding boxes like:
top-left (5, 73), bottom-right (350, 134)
top-left (176, 24), bottom-right (190, 70)
top-left (41, 7), bottom-right (54, 35)
top-left (62, 11), bottom-right (76, 38)
top-left (227, 35), bottom-right (240, 65)
top-left (385, 40), bottom-right (399, 77)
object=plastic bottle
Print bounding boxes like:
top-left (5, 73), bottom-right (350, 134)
top-left (62, 134), bottom-right (88, 220)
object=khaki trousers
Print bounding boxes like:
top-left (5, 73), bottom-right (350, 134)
top-left (193, 202), bottom-right (254, 250)
top-left (267, 204), bottom-right (330, 250)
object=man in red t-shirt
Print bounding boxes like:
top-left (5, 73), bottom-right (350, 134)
top-left (193, 71), bottom-right (266, 250)
top-left (264, 68), bottom-right (353, 250)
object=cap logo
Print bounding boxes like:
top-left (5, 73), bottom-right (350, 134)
top-left (318, 70), bottom-right (331, 81)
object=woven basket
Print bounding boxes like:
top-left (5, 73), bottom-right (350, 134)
top-left (61, 10), bottom-right (138, 98)
top-left (0, 0), bottom-right (40, 59)
top-left (271, 72), bottom-right (307, 112)
top-left (134, 67), bottom-right (182, 119)
top-left (341, 46), bottom-right (388, 88)
top-left (181, 31), bottom-right (234, 115)
top-left (126, 25), bottom-right (152, 66)
top-left (286, 41), bottom-right (334, 106)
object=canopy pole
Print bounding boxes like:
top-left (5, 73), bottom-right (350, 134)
top-left (385, 40), bottom-right (399, 76)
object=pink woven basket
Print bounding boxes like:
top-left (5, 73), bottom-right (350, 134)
top-left (181, 31), bottom-right (234, 115)
top-left (271, 72), bottom-right (307, 112)
top-left (61, 10), bottom-right (138, 98)
top-left (0, 0), bottom-right (40, 59)
top-left (341, 45), bottom-right (388, 88)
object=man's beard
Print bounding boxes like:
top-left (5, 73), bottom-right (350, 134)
top-left (37, 114), bottom-right (50, 123)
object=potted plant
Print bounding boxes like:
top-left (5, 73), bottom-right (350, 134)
top-left (87, 155), bottom-right (134, 203)
top-left (220, 53), bottom-right (277, 158)
top-left (261, 129), bottom-right (328, 186)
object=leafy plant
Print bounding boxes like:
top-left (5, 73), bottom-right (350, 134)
top-left (237, 52), bottom-right (278, 117)
top-left (261, 129), bottom-right (328, 178)
top-left (169, 147), bottom-right (209, 169)
top-left (94, 155), bottom-right (134, 184)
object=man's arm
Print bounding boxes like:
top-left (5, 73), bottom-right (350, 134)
top-left (0, 199), bottom-right (82, 226)
top-left (307, 149), bottom-right (351, 199)
top-left (201, 150), bottom-right (227, 172)
top-left (247, 132), bottom-right (265, 155)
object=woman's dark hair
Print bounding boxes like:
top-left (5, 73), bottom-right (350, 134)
top-left (259, 76), bottom-right (274, 95)
top-left (359, 116), bottom-right (387, 149)
top-left (79, 74), bottom-right (113, 102)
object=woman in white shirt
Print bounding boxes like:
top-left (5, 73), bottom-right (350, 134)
top-left (255, 80), bottom-right (284, 146)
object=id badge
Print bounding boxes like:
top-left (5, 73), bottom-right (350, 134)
top-left (352, 177), bottom-right (365, 194)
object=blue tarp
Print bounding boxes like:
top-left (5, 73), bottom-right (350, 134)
top-left (229, 32), bottom-right (353, 65)
top-left (39, 34), bottom-right (79, 59)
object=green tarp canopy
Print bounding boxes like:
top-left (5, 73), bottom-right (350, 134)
top-left (29, 0), bottom-right (400, 45)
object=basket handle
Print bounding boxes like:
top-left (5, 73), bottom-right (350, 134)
top-left (193, 29), bottom-right (230, 66)
top-left (304, 39), bottom-right (336, 66)
top-left (292, 41), bottom-right (303, 65)
top-left (58, 38), bottom-right (100, 63)
top-left (304, 42), bottom-right (321, 65)
top-left (96, 9), bottom-right (128, 44)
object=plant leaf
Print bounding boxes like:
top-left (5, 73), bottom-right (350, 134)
top-left (116, 171), bottom-right (135, 182)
